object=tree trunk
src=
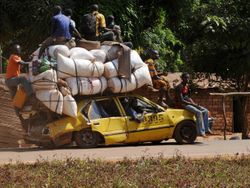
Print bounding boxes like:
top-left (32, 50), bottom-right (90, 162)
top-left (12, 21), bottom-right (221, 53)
top-left (237, 96), bottom-right (249, 139)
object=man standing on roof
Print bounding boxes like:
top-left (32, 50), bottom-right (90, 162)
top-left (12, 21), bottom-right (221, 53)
top-left (145, 49), bottom-right (170, 107)
top-left (38, 5), bottom-right (80, 58)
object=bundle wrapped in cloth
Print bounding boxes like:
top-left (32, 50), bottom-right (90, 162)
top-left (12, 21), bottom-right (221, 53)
top-left (28, 42), bottom-right (153, 117)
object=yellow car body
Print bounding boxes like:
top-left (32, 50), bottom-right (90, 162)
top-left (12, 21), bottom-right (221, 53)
top-left (38, 94), bottom-right (197, 148)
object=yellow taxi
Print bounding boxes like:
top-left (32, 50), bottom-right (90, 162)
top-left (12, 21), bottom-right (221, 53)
top-left (25, 94), bottom-right (197, 148)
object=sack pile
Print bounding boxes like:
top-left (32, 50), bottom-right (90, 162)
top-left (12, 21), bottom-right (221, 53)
top-left (28, 44), bottom-right (152, 118)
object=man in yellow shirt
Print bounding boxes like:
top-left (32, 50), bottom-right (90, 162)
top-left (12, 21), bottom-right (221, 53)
top-left (81, 4), bottom-right (114, 41)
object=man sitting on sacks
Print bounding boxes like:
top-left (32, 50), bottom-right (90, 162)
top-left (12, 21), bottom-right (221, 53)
top-left (38, 5), bottom-right (81, 58)
top-left (80, 4), bottom-right (115, 42)
top-left (145, 49), bottom-right (170, 108)
top-left (5, 44), bottom-right (34, 115)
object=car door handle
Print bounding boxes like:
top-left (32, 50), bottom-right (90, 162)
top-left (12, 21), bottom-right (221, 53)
top-left (93, 122), bottom-right (100, 125)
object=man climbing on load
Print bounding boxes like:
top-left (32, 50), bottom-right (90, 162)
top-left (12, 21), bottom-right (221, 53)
top-left (145, 49), bottom-right (170, 107)
top-left (5, 44), bottom-right (33, 115)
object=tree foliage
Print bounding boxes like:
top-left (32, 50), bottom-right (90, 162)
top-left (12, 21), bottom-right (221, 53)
top-left (0, 0), bottom-right (250, 89)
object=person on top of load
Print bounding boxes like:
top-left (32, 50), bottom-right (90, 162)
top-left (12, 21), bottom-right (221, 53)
top-left (64, 8), bottom-right (81, 39)
top-left (38, 5), bottom-right (81, 58)
top-left (106, 15), bottom-right (123, 43)
top-left (5, 44), bottom-right (34, 114)
top-left (175, 73), bottom-right (213, 137)
top-left (80, 4), bottom-right (115, 42)
top-left (145, 49), bottom-right (170, 108)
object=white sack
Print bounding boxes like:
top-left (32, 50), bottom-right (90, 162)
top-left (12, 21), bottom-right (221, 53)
top-left (30, 69), bottom-right (58, 91)
top-left (108, 65), bottom-right (152, 93)
top-left (104, 50), bottom-right (145, 78)
top-left (104, 60), bottom-right (118, 78)
top-left (48, 45), bottom-right (70, 59)
top-left (90, 49), bottom-right (107, 63)
top-left (36, 89), bottom-right (63, 114)
top-left (63, 95), bottom-right (77, 118)
top-left (108, 75), bottom-right (137, 93)
top-left (57, 54), bottom-right (104, 78)
top-left (133, 65), bottom-right (152, 87)
top-left (66, 76), bottom-right (107, 96)
top-left (69, 47), bottom-right (95, 61)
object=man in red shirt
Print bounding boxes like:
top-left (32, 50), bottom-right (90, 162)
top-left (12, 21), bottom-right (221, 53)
top-left (5, 44), bottom-right (33, 99)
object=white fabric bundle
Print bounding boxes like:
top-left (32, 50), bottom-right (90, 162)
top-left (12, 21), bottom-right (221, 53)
top-left (108, 65), bottom-right (152, 93)
top-left (108, 75), bottom-right (137, 93)
top-left (36, 89), bottom-right (63, 114)
top-left (104, 60), bottom-right (118, 78)
top-left (133, 65), bottom-right (153, 87)
top-left (69, 47), bottom-right (95, 61)
top-left (30, 69), bottom-right (58, 91)
top-left (66, 76), bottom-right (107, 96)
top-left (104, 50), bottom-right (145, 78)
top-left (90, 49), bottom-right (107, 63)
top-left (63, 95), bottom-right (77, 118)
top-left (48, 45), bottom-right (70, 59)
top-left (57, 54), bottom-right (104, 78)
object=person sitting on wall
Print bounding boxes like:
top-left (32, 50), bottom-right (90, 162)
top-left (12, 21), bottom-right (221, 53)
top-left (175, 72), bottom-right (213, 137)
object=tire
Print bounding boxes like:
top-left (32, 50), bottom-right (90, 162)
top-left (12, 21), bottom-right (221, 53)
top-left (74, 129), bottom-right (98, 148)
top-left (174, 120), bottom-right (197, 144)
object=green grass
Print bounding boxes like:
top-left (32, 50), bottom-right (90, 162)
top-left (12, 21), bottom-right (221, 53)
top-left (0, 155), bottom-right (250, 187)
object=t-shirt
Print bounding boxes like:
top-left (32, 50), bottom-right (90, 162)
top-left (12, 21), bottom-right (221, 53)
top-left (51, 13), bottom-right (72, 39)
top-left (6, 54), bottom-right (22, 79)
top-left (175, 82), bottom-right (191, 108)
top-left (93, 11), bottom-right (106, 36)
top-left (145, 58), bottom-right (158, 78)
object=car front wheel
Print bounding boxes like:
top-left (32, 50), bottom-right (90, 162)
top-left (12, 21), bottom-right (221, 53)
top-left (174, 120), bottom-right (197, 144)
top-left (74, 129), bottom-right (98, 148)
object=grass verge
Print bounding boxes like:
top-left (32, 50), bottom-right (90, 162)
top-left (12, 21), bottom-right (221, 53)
top-left (0, 154), bottom-right (250, 187)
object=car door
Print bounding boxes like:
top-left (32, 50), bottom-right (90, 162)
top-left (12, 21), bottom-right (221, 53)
top-left (118, 96), bottom-right (173, 143)
top-left (83, 97), bottom-right (128, 145)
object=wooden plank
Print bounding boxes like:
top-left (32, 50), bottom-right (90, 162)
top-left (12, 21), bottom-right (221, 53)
top-left (210, 92), bottom-right (250, 96)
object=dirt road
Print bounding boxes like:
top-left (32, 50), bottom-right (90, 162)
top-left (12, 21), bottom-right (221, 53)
top-left (0, 139), bottom-right (249, 164)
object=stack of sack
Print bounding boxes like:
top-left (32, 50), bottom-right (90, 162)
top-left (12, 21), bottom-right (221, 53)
top-left (28, 43), bottom-right (152, 118)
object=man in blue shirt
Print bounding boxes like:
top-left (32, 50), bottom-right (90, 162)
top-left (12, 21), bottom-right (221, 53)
top-left (38, 6), bottom-right (80, 58)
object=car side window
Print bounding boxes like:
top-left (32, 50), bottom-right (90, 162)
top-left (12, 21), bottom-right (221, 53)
top-left (85, 99), bottom-right (121, 120)
top-left (119, 97), bottom-right (163, 114)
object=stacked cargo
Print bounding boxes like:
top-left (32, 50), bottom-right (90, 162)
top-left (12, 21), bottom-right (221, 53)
top-left (28, 43), bottom-right (152, 118)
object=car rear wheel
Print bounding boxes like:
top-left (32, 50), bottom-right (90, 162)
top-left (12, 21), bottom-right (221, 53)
top-left (174, 120), bottom-right (197, 144)
top-left (74, 129), bottom-right (98, 148)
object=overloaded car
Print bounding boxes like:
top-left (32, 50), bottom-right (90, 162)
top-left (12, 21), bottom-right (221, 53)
top-left (24, 94), bottom-right (198, 148)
